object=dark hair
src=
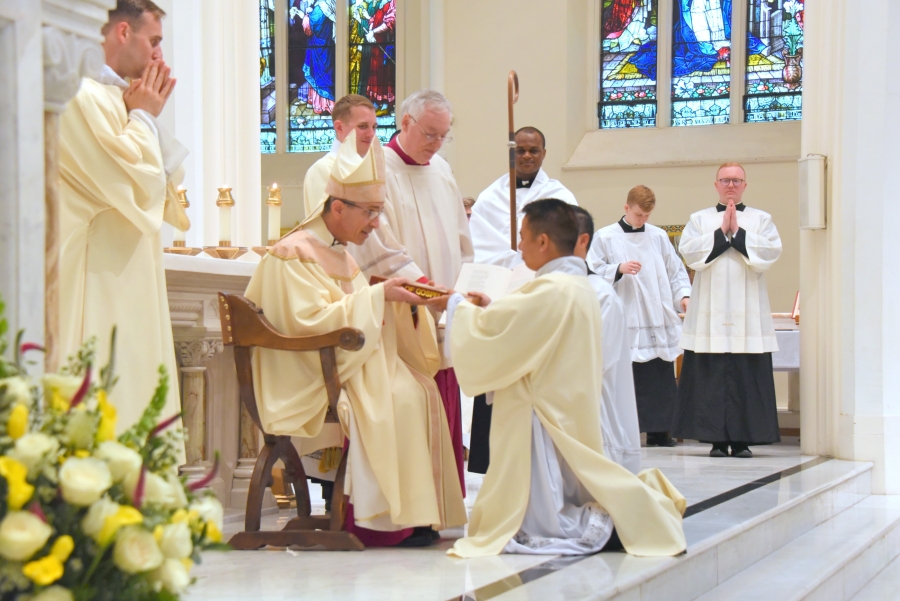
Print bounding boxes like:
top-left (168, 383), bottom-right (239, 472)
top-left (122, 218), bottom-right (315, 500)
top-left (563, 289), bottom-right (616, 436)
top-left (103, 0), bottom-right (166, 34)
top-left (571, 205), bottom-right (595, 238)
top-left (522, 199), bottom-right (578, 254)
top-left (515, 126), bottom-right (546, 149)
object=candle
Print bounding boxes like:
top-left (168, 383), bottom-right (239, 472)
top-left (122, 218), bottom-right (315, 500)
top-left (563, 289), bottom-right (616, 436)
top-left (266, 183), bottom-right (283, 245)
top-left (216, 187), bottom-right (235, 246)
top-left (173, 187), bottom-right (190, 246)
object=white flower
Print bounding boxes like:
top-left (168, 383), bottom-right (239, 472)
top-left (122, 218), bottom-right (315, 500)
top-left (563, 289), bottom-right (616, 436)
top-left (166, 471), bottom-right (188, 510)
top-left (124, 469), bottom-right (182, 509)
top-left (59, 457), bottom-right (113, 506)
top-left (783, 0), bottom-right (802, 17)
top-left (113, 526), bottom-right (164, 574)
top-left (30, 586), bottom-right (74, 601)
top-left (190, 496), bottom-right (224, 531)
top-left (158, 522), bottom-right (193, 559)
top-left (65, 409), bottom-right (97, 450)
top-left (0, 376), bottom-right (33, 406)
top-left (151, 558), bottom-right (191, 594)
top-left (94, 441), bottom-right (142, 483)
top-left (9, 432), bottom-right (59, 475)
top-left (41, 374), bottom-right (83, 403)
top-left (81, 497), bottom-right (120, 542)
top-left (0, 511), bottom-right (54, 561)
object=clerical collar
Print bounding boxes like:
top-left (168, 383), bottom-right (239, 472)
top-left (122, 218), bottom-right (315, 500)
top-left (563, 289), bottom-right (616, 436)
top-left (516, 175), bottom-right (536, 189)
top-left (386, 137), bottom-right (429, 166)
top-left (618, 217), bottom-right (645, 233)
top-left (95, 64), bottom-right (128, 89)
top-left (536, 256), bottom-right (587, 278)
top-left (716, 203), bottom-right (746, 212)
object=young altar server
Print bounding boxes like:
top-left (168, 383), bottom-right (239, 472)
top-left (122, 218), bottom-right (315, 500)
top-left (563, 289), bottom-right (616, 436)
top-left (347, 89), bottom-right (473, 492)
top-left (671, 163), bottom-right (782, 458)
top-left (433, 199), bottom-right (686, 558)
top-left (469, 126), bottom-right (578, 268)
top-left (302, 94), bottom-right (379, 216)
top-left (587, 186), bottom-right (692, 448)
top-left (59, 0), bottom-right (188, 445)
top-left (246, 135), bottom-right (466, 547)
top-left (572, 206), bottom-right (642, 474)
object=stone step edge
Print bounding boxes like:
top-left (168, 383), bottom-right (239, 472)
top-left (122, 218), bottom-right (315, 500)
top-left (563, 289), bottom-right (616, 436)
top-left (605, 460), bottom-right (873, 600)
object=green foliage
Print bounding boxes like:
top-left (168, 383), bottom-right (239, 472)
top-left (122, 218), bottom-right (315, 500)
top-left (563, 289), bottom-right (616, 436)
top-left (783, 18), bottom-right (803, 55)
top-left (119, 366), bottom-right (169, 451)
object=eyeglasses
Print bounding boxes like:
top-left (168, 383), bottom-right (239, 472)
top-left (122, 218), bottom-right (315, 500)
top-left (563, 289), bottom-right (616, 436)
top-left (336, 198), bottom-right (385, 221)
top-left (409, 115), bottom-right (452, 143)
top-left (718, 178), bottom-right (745, 187)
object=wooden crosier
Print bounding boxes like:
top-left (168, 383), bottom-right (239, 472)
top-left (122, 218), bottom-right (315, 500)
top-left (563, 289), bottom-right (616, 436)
top-left (217, 293), bottom-right (365, 551)
top-left (508, 71), bottom-right (519, 251)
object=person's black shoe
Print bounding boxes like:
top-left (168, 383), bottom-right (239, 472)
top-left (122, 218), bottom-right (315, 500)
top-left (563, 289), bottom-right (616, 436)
top-left (731, 445), bottom-right (753, 458)
top-left (709, 443), bottom-right (728, 458)
top-left (647, 432), bottom-right (678, 447)
top-left (397, 527), bottom-right (438, 548)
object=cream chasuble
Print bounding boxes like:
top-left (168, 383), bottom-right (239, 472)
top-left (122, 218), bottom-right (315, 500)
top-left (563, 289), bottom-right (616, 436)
top-left (470, 169), bottom-right (578, 268)
top-left (59, 74), bottom-right (188, 442)
top-left (679, 206), bottom-right (782, 353)
top-left (347, 145), bottom-right (474, 288)
top-left (245, 216), bottom-right (467, 531)
top-left (447, 265), bottom-right (686, 558)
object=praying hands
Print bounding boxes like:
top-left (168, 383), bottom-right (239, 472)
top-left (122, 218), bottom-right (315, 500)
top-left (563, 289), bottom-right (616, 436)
top-left (720, 200), bottom-right (739, 236)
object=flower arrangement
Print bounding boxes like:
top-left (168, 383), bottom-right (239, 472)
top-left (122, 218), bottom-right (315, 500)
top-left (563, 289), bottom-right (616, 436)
top-left (0, 297), bottom-right (227, 601)
top-left (782, 0), bottom-right (805, 57)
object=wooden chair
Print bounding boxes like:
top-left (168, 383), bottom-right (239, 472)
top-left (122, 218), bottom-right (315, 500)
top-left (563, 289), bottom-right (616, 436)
top-left (217, 293), bottom-right (365, 551)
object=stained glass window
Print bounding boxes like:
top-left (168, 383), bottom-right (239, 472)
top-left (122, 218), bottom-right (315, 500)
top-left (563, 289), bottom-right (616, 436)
top-left (744, 0), bottom-right (803, 122)
top-left (260, 0), bottom-right (276, 153)
top-left (349, 1), bottom-right (397, 143)
top-left (287, 0), bottom-right (337, 152)
top-left (671, 0), bottom-right (733, 126)
top-left (599, 1), bottom-right (659, 129)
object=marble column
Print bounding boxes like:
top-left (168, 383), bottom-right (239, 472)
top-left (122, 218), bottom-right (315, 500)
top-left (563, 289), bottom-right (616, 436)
top-left (800, 0), bottom-right (900, 493)
top-left (176, 339), bottom-right (223, 482)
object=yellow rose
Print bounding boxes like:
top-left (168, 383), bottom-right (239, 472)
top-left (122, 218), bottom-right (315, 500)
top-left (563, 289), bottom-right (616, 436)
top-left (151, 558), bottom-right (191, 594)
top-left (96, 390), bottom-right (117, 442)
top-left (0, 511), bottom-right (53, 561)
top-left (50, 535), bottom-right (75, 562)
top-left (113, 526), bottom-right (164, 574)
top-left (189, 496), bottom-right (224, 532)
top-left (155, 521), bottom-right (193, 559)
top-left (7, 403), bottom-right (28, 439)
top-left (10, 432), bottom-right (59, 477)
top-left (204, 520), bottom-right (223, 543)
top-left (81, 497), bottom-right (120, 542)
top-left (97, 506), bottom-right (144, 547)
top-left (1, 376), bottom-right (33, 405)
top-left (58, 457), bottom-right (112, 506)
top-left (0, 456), bottom-right (34, 510)
top-left (94, 441), bottom-right (142, 483)
top-left (31, 586), bottom-right (74, 601)
top-left (23, 555), bottom-right (64, 586)
top-left (65, 409), bottom-right (97, 450)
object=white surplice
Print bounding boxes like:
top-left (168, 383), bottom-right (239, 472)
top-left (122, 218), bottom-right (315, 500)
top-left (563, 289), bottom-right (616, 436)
top-left (678, 206), bottom-right (782, 353)
top-left (587, 222), bottom-right (691, 363)
top-left (588, 273), bottom-right (642, 475)
top-left (346, 144), bottom-right (473, 289)
top-left (470, 169), bottom-right (578, 268)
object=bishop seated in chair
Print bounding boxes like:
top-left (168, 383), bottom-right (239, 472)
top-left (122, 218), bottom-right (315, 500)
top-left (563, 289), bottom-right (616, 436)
top-left (244, 133), bottom-right (467, 548)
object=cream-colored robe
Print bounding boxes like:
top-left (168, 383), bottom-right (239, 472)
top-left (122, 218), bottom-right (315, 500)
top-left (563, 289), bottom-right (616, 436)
top-left (302, 140), bottom-right (341, 218)
top-left (447, 270), bottom-right (686, 558)
top-left (245, 216), bottom-right (466, 530)
top-left (59, 77), bottom-right (188, 440)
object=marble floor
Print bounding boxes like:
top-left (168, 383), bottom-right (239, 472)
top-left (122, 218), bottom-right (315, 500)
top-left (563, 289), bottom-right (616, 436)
top-left (185, 441), bottom-right (840, 601)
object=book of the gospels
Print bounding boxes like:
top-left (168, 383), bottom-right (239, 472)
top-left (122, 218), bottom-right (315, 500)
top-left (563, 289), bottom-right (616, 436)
top-left (438, 263), bottom-right (535, 325)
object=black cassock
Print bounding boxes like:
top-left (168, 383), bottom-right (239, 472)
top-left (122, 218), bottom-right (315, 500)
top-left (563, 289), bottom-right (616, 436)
top-left (467, 394), bottom-right (492, 474)
top-left (633, 358), bottom-right (678, 433)
top-left (671, 350), bottom-right (780, 445)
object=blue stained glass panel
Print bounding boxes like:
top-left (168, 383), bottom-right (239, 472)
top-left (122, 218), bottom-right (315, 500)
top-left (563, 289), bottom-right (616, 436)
top-left (260, 0), bottom-right (276, 153)
top-left (599, 0), bottom-right (659, 129)
top-left (744, 0), bottom-right (803, 122)
top-left (671, 0), bottom-right (733, 127)
top-left (349, 0), bottom-right (397, 144)
top-left (287, 0), bottom-right (337, 153)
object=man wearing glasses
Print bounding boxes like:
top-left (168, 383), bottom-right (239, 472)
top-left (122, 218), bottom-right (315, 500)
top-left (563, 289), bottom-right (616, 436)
top-left (347, 89), bottom-right (474, 494)
top-left (671, 163), bottom-right (783, 459)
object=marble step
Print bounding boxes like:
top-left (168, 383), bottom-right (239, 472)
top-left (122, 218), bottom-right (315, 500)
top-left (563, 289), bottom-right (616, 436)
top-left (850, 547), bottom-right (900, 600)
top-left (496, 458), bottom-right (873, 601)
top-left (694, 495), bottom-right (900, 601)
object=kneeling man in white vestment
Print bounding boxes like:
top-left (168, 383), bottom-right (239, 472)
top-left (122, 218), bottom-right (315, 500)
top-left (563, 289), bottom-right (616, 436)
top-left (433, 199), bottom-right (686, 558)
top-left (245, 135), bottom-right (466, 547)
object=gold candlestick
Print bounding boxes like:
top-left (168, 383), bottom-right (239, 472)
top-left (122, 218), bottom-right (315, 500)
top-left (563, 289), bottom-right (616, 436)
top-left (203, 187), bottom-right (247, 259)
top-left (164, 187), bottom-right (202, 256)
